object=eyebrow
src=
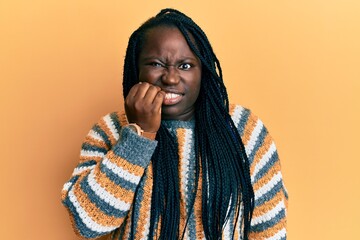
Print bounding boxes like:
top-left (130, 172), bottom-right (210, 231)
top-left (140, 56), bottom-right (199, 62)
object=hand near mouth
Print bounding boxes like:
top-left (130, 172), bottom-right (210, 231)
top-left (125, 82), bottom-right (165, 133)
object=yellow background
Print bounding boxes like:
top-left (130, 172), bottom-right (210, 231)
top-left (1, 0), bottom-right (359, 239)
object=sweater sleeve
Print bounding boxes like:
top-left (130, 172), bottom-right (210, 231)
top-left (231, 105), bottom-right (288, 240)
top-left (61, 112), bottom-right (158, 239)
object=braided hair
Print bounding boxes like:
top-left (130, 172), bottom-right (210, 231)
top-left (122, 9), bottom-right (254, 240)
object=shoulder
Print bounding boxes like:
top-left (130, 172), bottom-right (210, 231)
top-left (229, 103), bottom-right (263, 139)
top-left (230, 104), bottom-right (282, 180)
top-left (229, 102), bottom-right (274, 138)
top-left (229, 103), bottom-right (276, 159)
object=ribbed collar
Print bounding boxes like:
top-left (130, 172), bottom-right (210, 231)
top-left (161, 118), bottom-right (195, 130)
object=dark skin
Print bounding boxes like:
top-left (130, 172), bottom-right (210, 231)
top-left (125, 26), bottom-right (202, 135)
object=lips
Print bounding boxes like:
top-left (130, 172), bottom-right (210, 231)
top-left (163, 92), bottom-right (183, 105)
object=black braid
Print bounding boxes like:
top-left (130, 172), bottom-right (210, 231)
top-left (122, 8), bottom-right (254, 240)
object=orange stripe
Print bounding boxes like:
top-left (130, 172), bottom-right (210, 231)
top-left (118, 111), bottom-right (128, 126)
top-left (194, 168), bottom-right (204, 239)
top-left (241, 112), bottom-right (258, 145)
top-left (283, 188), bottom-right (289, 210)
top-left (79, 156), bottom-right (102, 163)
top-left (156, 216), bottom-right (162, 237)
top-left (61, 189), bottom-right (67, 201)
top-left (249, 218), bottom-right (286, 239)
top-left (72, 176), bottom-right (123, 226)
top-left (252, 190), bottom-right (284, 218)
top-left (122, 211), bottom-right (132, 239)
top-left (233, 217), bottom-right (239, 239)
top-left (112, 228), bottom-right (121, 240)
top-left (106, 151), bottom-right (145, 177)
top-left (84, 135), bottom-right (108, 150)
top-left (249, 134), bottom-right (273, 176)
top-left (94, 165), bottom-right (134, 204)
top-left (98, 118), bottom-right (117, 146)
top-left (233, 204), bottom-right (242, 240)
top-left (135, 164), bottom-right (153, 239)
top-left (253, 161), bottom-right (281, 192)
top-left (177, 128), bottom-right (187, 234)
top-left (229, 103), bottom-right (237, 116)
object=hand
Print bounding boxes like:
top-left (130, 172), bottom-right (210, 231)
top-left (125, 82), bottom-right (165, 133)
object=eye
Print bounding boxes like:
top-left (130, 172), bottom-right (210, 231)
top-left (150, 62), bottom-right (163, 68)
top-left (179, 63), bottom-right (191, 70)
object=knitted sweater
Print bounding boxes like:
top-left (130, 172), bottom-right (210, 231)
top-left (62, 104), bottom-right (288, 239)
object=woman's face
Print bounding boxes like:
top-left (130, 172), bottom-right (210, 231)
top-left (138, 26), bottom-right (202, 121)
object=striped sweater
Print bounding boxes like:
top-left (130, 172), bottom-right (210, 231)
top-left (62, 104), bottom-right (288, 239)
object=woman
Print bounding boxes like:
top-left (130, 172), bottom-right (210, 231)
top-left (62, 8), bottom-right (288, 240)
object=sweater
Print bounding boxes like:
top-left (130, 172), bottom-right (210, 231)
top-left (61, 104), bottom-right (288, 239)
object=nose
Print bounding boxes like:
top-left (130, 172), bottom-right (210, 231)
top-left (161, 66), bottom-right (180, 85)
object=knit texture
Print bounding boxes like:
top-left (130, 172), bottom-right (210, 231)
top-left (61, 104), bottom-right (288, 239)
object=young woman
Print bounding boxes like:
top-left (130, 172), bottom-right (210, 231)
top-left (62, 8), bottom-right (288, 240)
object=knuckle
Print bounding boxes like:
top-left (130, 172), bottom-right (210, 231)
top-left (133, 102), bottom-right (142, 110)
top-left (150, 108), bottom-right (158, 114)
top-left (157, 92), bottom-right (165, 99)
top-left (141, 82), bottom-right (149, 87)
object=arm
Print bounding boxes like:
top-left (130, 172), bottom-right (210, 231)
top-left (231, 105), bottom-right (288, 239)
top-left (61, 112), bottom-right (158, 239)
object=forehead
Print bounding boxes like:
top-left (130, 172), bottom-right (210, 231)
top-left (143, 26), bottom-right (186, 46)
top-left (140, 26), bottom-right (198, 54)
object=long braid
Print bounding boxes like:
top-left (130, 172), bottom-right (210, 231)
top-left (149, 126), bottom-right (180, 239)
top-left (122, 9), bottom-right (254, 239)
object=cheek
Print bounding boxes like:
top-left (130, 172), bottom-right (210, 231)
top-left (194, 73), bottom-right (202, 95)
top-left (192, 85), bottom-right (201, 102)
top-left (138, 69), bottom-right (160, 84)
top-left (189, 77), bottom-right (201, 102)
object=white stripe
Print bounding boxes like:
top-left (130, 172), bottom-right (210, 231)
top-left (72, 165), bottom-right (95, 176)
top-left (222, 197), bottom-right (235, 239)
top-left (62, 182), bottom-right (72, 191)
top-left (255, 172), bottom-right (282, 200)
top-left (180, 129), bottom-right (192, 240)
top-left (102, 157), bottom-right (141, 184)
top-left (141, 219), bottom-right (151, 239)
top-left (68, 187), bottom-right (118, 233)
top-left (87, 171), bottom-right (131, 211)
top-left (266, 228), bottom-right (286, 240)
top-left (251, 200), bottom-right (285, 225)
top-left (236, 201), bottom-right (244, 239)
top-left (89, 129), bottom-right (104, 141)
top-left (251, 142), bottom-right (276, 182)
top-left (223, 212), bottom-right (231, 239)
top-left (140, 175), bottom-right (153, 239)
top-left (80, 150), bottom-right (105, 158)
top-left (245, 119), bottom-right (263, 156)
top-left (231, 105), bottom-right (245, 127)
top-left (180, 130), bottom-right (192, 195)
top-left (104, 114), bottom-right (120, 140)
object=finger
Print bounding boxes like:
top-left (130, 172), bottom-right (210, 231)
top-left (126, 82), bottom-right (143, 100)
top-left (133, 82), bottom-right (151, 99)
top-left (153, 91), bottom-right (165, 112)
top-left (143, 85), bottom-right (161, 103)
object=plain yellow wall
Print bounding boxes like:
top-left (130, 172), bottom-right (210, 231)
top-left (1, 0), bottom-right (359, 239)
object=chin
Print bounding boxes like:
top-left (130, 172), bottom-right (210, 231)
top-left (162, 108), bottom-right (195, 121)
top-left (161, 109), bottom-right (182, 120)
